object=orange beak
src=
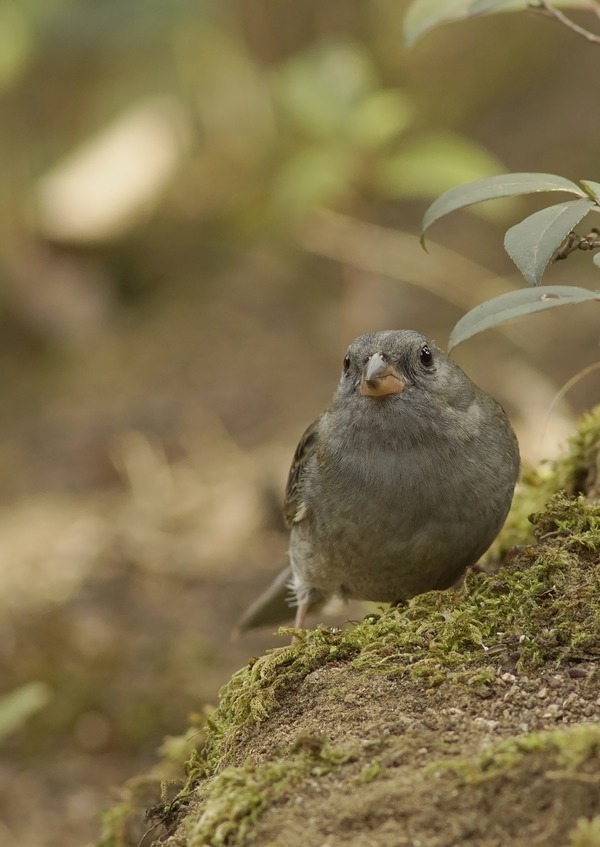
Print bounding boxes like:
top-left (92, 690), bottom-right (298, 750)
top-left (359, 353), bottom-right (405, 397)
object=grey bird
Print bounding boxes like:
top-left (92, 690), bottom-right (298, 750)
top-left (238, 330), bottom-right (520, 632)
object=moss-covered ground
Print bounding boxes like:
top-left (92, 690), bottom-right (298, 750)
top-left (98, 408), bottom-right (600, 847)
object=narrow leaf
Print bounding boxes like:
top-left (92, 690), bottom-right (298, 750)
top-left (469, 0), bottom-right (528, 11)
top-left (581, 180), bottom-right (600, 202)
top-left (405, 0), bottom-right (478, 46)
top-left (469, 0), bottom-right (591, 12)
top-left (379, 132), bottom-right (504, 200)
top-left (448, 285), bottom-right (599, 351)
top-left (0, 682), bottom-right (52, 742)
top-left (405, 0), bottom-right (595, 45)
top-left (504, 198), bottom-right (594, 286)
top-left (421, 173), bottom-right (584, 243)
top-left (404, 0), bottom-right (532, 44)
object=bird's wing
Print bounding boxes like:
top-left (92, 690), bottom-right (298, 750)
top-left (283, 415), bottom-right (321, 528)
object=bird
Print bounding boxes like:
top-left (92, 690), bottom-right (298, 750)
top-left (237, 330), bottom-right (520, 633)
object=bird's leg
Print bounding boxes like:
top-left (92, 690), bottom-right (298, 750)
top-left (290, 594), bottom-right (312, 643)
top-left (294, 598), bottom-right (310, 629)
top-left (290, 585), bottom-right (324, 642)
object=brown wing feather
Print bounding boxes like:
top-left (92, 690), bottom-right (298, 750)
top-left (283, 416), bottom-right (321, 528)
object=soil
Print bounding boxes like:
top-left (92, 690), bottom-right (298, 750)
top-left (227, 664), bottom-right (600, 847)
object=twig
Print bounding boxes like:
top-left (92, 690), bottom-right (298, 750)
top-left (551, 228), bottom-right (600, 262)
top-left (544, 361), bottom-right (600, 422)
top-left (529, 0), bottom-right (600, 44)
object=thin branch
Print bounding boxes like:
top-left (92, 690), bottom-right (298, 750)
top-left (543, 361), bottom-right (600, 441)
top-left (551, 228), bottom-right (600, 262)
top-left (529, 0), bottom-right (600, 44)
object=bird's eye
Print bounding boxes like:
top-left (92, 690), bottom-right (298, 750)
top-left (343, 354), bottom-right (351, 372)
top-left (419, 344), bottom-right (433, 367)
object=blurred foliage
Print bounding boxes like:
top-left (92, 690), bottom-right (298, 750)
top-left (3, 0), bottom-right (598, 344)
top-left (421, 174), bottom-right (600, 346)
top-left (1, 1), bottom-right (509, 257)
top-left (0, 681), bottom-right (51, 742)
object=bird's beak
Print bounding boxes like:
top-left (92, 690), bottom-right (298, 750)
top-left (359, 353), bottom-right (406, 397)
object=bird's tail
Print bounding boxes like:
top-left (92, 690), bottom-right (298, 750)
top-left (233, 565), bottom-right (324, 635)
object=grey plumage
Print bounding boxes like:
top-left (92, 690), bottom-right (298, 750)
top-left (238, 330), bottom-right (520, 632)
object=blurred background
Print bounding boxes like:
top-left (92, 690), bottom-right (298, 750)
top-left (0, 2), bottom-right (599, 846)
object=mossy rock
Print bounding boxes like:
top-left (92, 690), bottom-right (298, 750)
top-left (98, 408), bottom-right (600, 847)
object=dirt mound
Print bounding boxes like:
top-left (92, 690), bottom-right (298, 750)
top-left (98, 411), bottom-right (600, 847)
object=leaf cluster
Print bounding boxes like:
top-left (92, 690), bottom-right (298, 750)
top-left (405, 0), bottom-right (600, 349)
top-left (421, 174), bottom-right (600, 349)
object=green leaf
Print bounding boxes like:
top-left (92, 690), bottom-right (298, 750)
top-left (471, 0), bottom-right (592, 9)
top-left (275, 42), bottom-right (376, 140)
top-left (347, 90), bottom-right (414, 149)
top-left (448, 285), bottom-right (600, 351)
top-left (404, 0), bottom-right (479, 45)
top-left (504, 198), bottom-right (594, 286)
top-left (271, 146), bottom-right (355, 215)
top-left (469, 0), bottom-right (528, 11)
top-left (421, 173), bottom-right (585, 243)
top-left (0, 2), bottom-right (34, 92)
top-left (581, 180), bottom-right (600, 202)
top-left (404, 0), bottom-right (594, 44)
top-left (0, 682), bottom-right (52, 743)
top-left (378, 132), bottom-right (504, 201)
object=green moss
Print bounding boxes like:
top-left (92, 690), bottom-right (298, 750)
top-left (184, 758), bottom-right (305, 847)
top-left (98, 801), bottom-right (134, 847)
top-left (96, 721), bottom-right (211, 847)
top-left (159, 485), bottom-right (597, 843)
top-left (346, 494), bottom-right (599, 679)
top-left (198, 627), bottom-right (359, 777)
top-left (565, 816), bottom-right (600, 847)
top-left (489, 405), bottom-right (600, 555)
top-left (554, 406), bottom-right (600, 496)
top-left (487, 464), bottom-right (552, 555)
top-left (98, 773), bottom-right (178, 847)
top-left (430, 723), bottom-right (600, 783)
top-left (530, 490), bottom-right (600, 550)
top-left (180, 737), bottom-right (354, 847)
top-left (357, 757), bottom-right (383, 783)
top-left (552, 723), bottom-right (600, 771)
